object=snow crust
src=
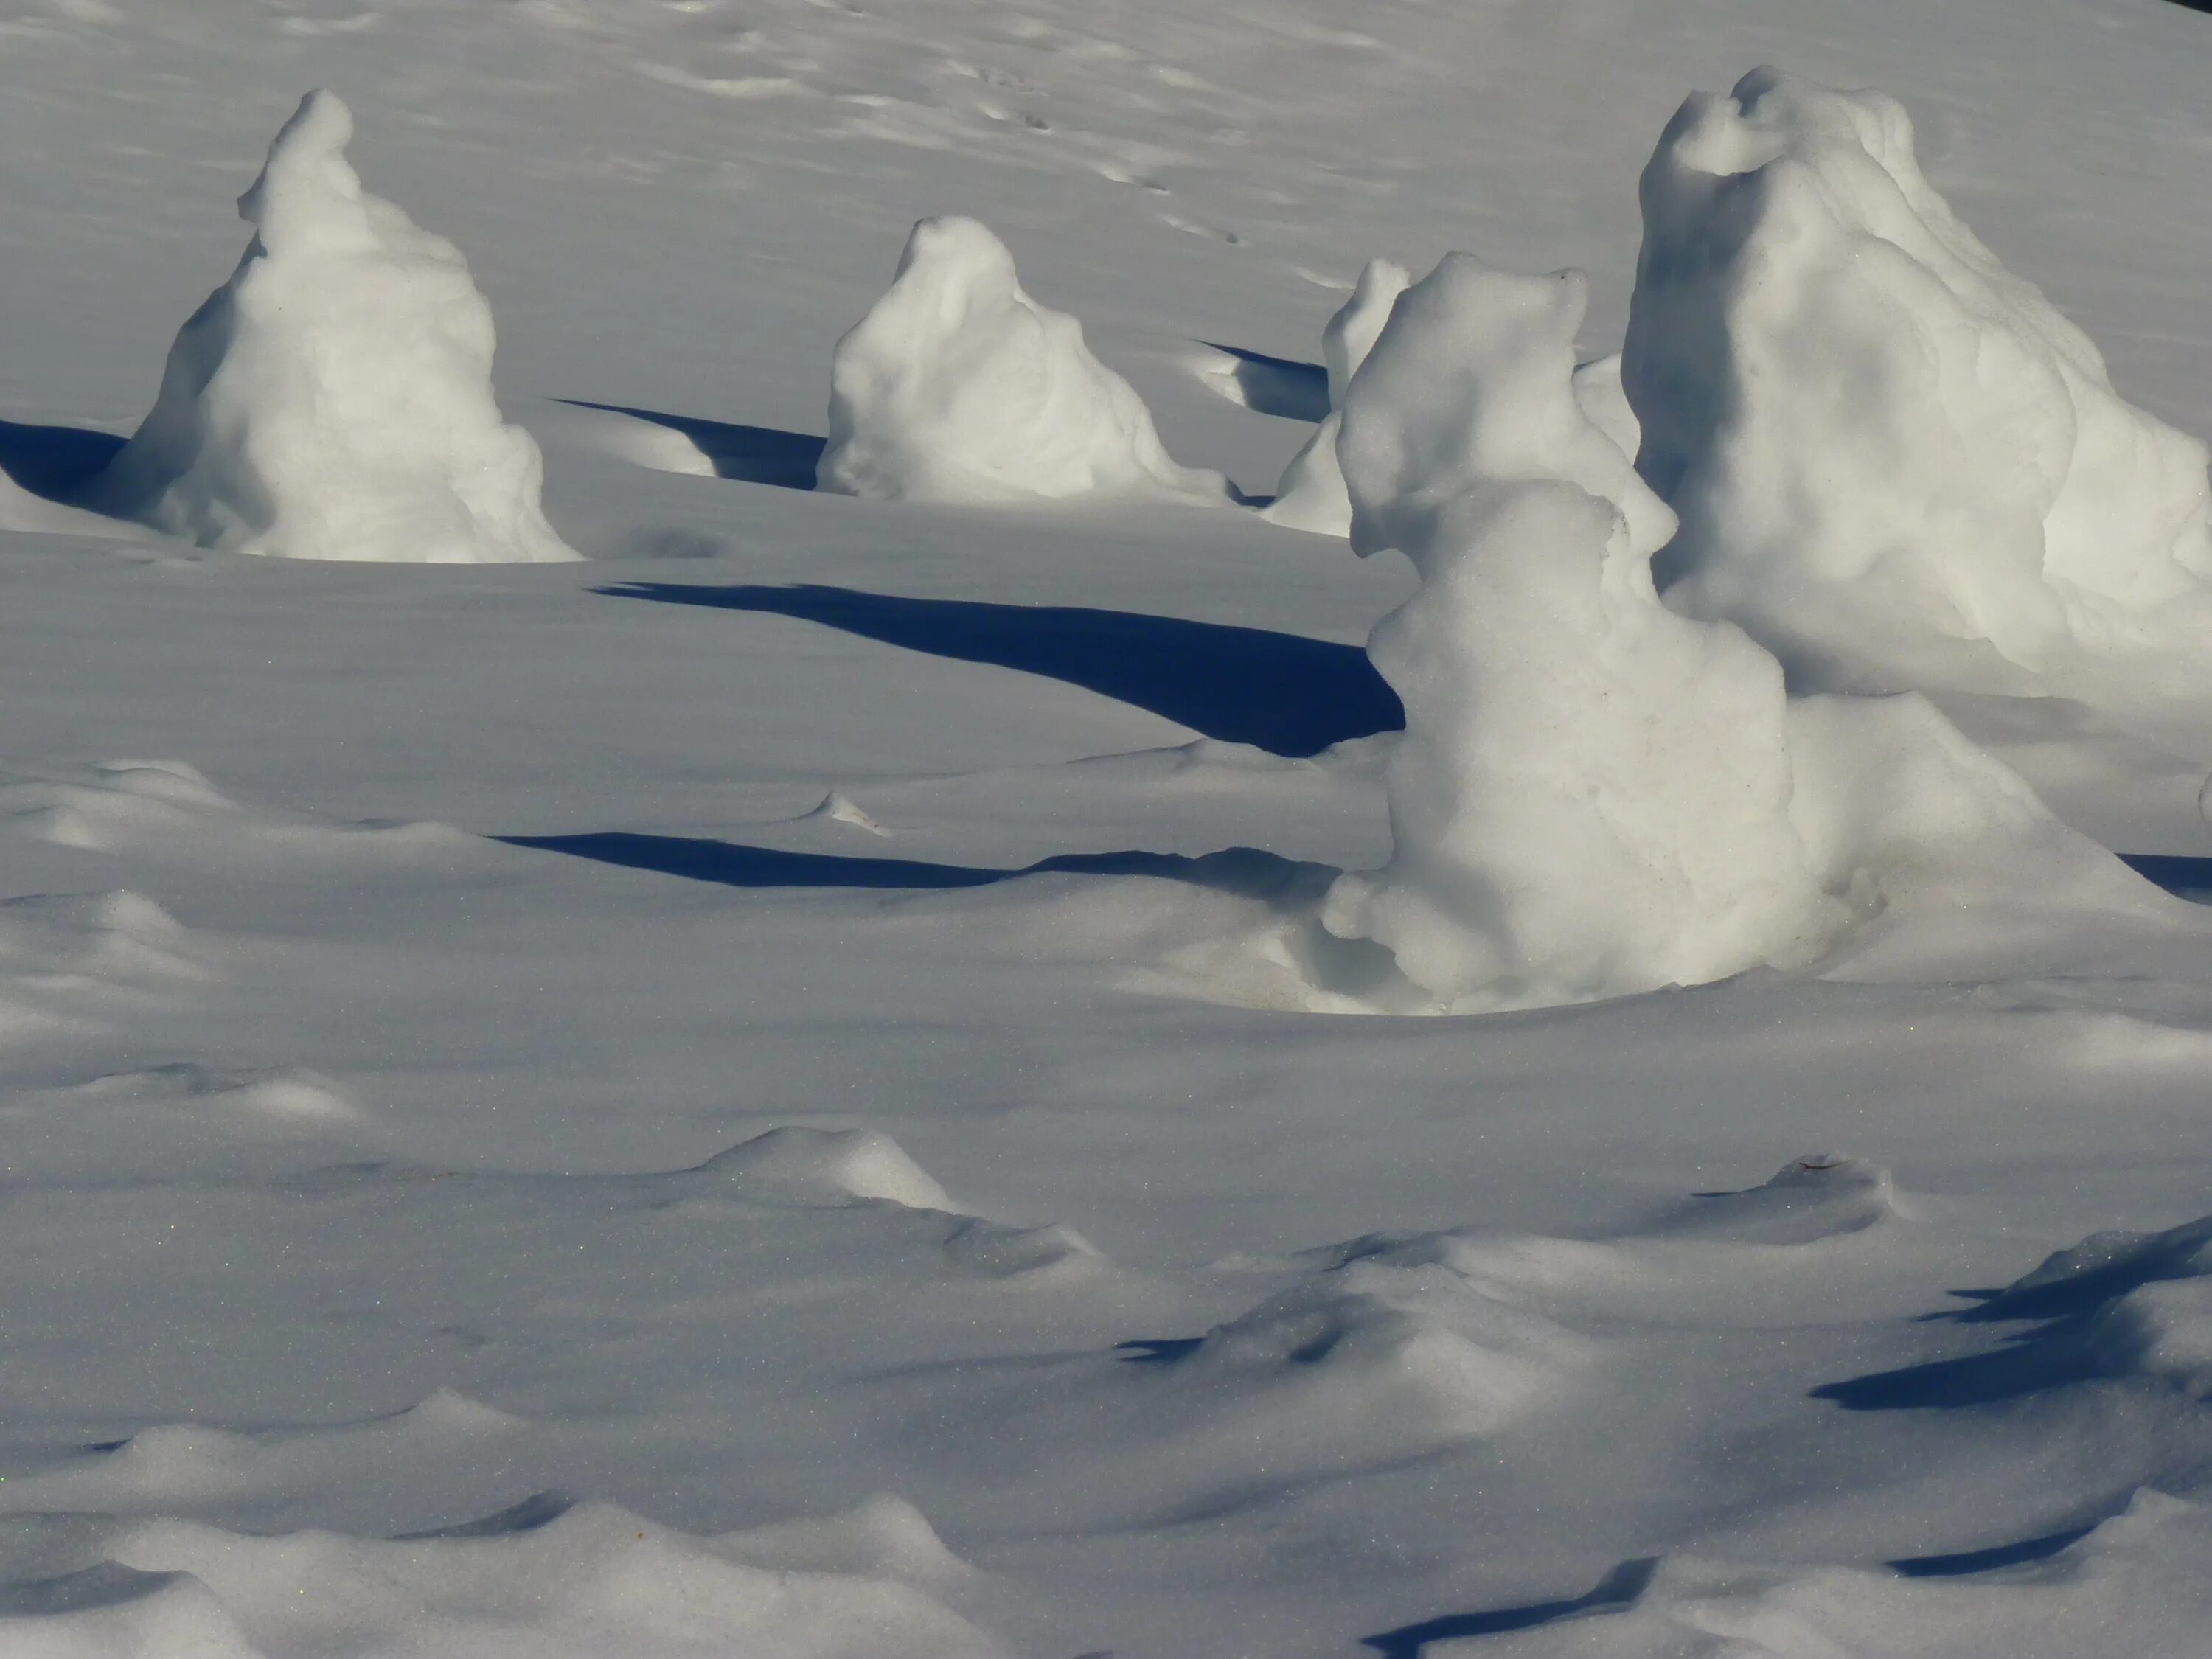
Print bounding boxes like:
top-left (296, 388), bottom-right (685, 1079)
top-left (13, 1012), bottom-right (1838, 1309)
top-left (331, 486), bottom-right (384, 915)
top-left (1627, 66), bottom-right (2212, 705)
top-left (818, 215), bottom-right (1231, 504)
top-left (88, 91), bottom-right (577, 564)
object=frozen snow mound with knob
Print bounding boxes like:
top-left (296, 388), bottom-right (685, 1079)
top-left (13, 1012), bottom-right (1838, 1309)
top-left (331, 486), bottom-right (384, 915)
top-left (1313, 251), bottom-right (2159, 1013)
top-left (1264, 256), bottom-right (1412, 536)
top-left (1624, 66), bottom-right (2212, 703)
top-left (817, 215), bottom-right (1231, 505)
top-left (90, 90), bottom-right (578, 563)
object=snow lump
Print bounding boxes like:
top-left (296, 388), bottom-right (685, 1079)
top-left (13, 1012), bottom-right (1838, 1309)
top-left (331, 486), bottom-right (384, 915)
top-left (817, 215), bottom-right (1231, 505)
top-left (91, 90), bottom-right (578, 563)
top-left (1263, 255), bottom-right (1411, 536)
top-left (1624, 66), bottom-right (2212, 705)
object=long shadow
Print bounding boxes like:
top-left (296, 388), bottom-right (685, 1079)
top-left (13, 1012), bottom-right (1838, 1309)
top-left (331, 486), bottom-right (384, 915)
top-left (2122, 855), bottom-right (2212, 901)
top-left (559, 400), bottom-right (824, 490)
top-left (1359, 1559), bottom-right (1658, 1658)
top-left (500, 833), bottom-right (1331, 899)
top-left (1889, 1519), bottom-right (2103, 1578)
top-left (1201, 342), bottom-right (1330, 422)
top-left (0, 419), bottom-right (123, 504)
top-left (598, 582), bottom-right (1402, 758)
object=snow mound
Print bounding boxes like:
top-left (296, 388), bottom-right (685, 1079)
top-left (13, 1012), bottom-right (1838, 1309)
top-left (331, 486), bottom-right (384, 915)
top-left (1160, 1261), bottom-right (1591, 1447)
top-left (939, 1216), bottom-right (1104, 1284)
top-left (1295, 248), bottom-right (2170, 1012)
top-left (88, 90), bottom-right (579, 564)
top-left (1651, 1154), bottom-right (1905, 1245)
top-left (1265, 255), bottom-right (1411, 535)
top-left (0, 759), bottom-right (464, 860)
top-left (696, 1125), bottom-right (956, 1211)
top-left (1625, 66), bottom-right (2212, 704)
top-left (1481, 1491), bottom-right (2212, 1659)
top-left (1316, 252), bottom-right (1840, 1009)
top-left (58, 1499), bottom-right (1011, 1659)
top-left (817, 215), bottom-right (1231, 504)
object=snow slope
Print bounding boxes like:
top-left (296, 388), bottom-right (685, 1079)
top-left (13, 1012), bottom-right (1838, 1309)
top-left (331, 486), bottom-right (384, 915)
top-left (4, 1), bottom-right (2212, 1656)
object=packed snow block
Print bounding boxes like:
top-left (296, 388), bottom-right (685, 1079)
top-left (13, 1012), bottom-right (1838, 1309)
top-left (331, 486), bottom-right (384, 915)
top-left (1264, 256), bottom-right (1411, 535)
top-left (91, 90), bottom-right (578, 563)
top-left (818, 215), bottom-right (1231, 504)
top-left (1624, 66), bottom-right (2212, 701)
top-left (1319, 254), bottom-right (1842, 1009)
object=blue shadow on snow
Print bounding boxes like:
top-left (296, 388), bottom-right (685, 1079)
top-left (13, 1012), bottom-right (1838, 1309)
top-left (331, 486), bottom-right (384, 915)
top-left (557, 400), bottom-right (825, 490)
top-left (1358, 1559), bottom-right (1659, 1658)
top-left (0, 419), bottom-right (123, 504)
top-left (597, 582), bottom-right (1402, 759)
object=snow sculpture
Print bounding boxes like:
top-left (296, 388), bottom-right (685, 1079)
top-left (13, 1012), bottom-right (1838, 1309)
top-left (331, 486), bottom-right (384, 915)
top-left (818, 215), bottom-right (1229, 504)
top-left (92, 90), bottom-right (577, 563)
top-left (1265, 257), bottom-right (1411, 535)
top-left (1625, 66), bottom-right (2212, 701)
top-left (1318, 254), bottom-right (1843, 1009)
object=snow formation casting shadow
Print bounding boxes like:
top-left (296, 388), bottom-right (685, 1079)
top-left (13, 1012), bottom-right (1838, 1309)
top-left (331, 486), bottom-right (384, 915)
top-left (499, 835), bottom-right (1328, 897)
top-left (598, 582), bottom-right (1405, 757)
top-left (1197, 341), bottom-right (1330, 422)
top-left (556, 400), bottom-right (825, 489)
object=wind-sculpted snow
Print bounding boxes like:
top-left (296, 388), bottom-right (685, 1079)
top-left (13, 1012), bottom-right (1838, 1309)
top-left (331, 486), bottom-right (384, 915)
top-left (88, 91), bottom-right (578, 564)
top-left (1627, 66), bottom-right (2212, 707)
top-left (1264, 256), bottom-right (1413, 535)
top-left (1461, 1492), bottom-right (2212, 1658)
top-left (818, 215), bottom-right (1231, 504)
top-left (0, 1498), bottom-right (1012, 1659)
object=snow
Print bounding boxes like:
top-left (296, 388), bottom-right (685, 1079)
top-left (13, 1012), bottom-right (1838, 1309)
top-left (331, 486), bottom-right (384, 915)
top-left (1264, 255), bottom-right (1412, 535)
top-left (4, 1), bottom-right (2212, 1655)
top-left (86, 91), bottom-right (577, 564)
top-left (818, 215), bottom-right (1231, 504)
top-left (1627, 66), bottom-right (2212, 707)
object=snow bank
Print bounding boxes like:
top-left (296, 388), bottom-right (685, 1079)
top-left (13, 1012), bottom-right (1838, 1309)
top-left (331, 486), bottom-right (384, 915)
top-left (1263, 256), bottom-right (1411, 535)
top-left (90, 91), bottom-right (578, 563)
top-left (817, 215), bottom-right (1230, 504)
top-left (1318, 253), bottom-right (1841, 1009)
top-left (1624, 66), bottom-right (2212, 703)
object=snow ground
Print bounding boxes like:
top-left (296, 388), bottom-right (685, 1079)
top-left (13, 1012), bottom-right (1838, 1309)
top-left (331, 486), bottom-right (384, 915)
top-left (4, 1), bottom-right (2212, 1655)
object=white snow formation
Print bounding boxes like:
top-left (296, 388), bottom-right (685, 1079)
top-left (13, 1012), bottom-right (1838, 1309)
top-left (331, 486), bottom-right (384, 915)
top-left (1317, 251), bottom-right (2159, 1012)
top-left (90, 91), bottom-right (577, 563)
top-left (1625, 66), bottom-right (2212, 704)
top-left (817, 215), bottom-right (1231, 504)
top-left (1264, 256), bottom-right (1411, 535)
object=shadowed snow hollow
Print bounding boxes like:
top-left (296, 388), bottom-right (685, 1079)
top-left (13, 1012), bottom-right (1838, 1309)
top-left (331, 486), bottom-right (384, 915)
top-left (88, 91), bottom-right (578, 564)
top-left (1625, 67), bottom-right (2212, 705)
top-left (816, 215), bottom-right (1231, 504)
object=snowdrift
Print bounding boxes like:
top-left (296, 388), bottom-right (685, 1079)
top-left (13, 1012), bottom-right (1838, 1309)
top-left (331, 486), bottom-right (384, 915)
top-left (90, 91), bottom-right (578, 564)
top-left (1312, 251), bottom-right (2168, 1012)
top-left (1626, 66), bottom-right (2212, 705)
top-left (818, 215), bottom-right (1231, 504)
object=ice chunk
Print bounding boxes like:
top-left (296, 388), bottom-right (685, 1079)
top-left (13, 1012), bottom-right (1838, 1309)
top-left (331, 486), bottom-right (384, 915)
top-left (818, 215), bottom-right (1230, 504)
top-left (90, 90), bottom-right (579, 563)
top-left (1625, 67), bottom-right (2212, 703)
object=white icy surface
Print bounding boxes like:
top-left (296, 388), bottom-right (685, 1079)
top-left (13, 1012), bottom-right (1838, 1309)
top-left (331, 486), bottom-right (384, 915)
top-left (2, 2), bottom-right (2212, 1656)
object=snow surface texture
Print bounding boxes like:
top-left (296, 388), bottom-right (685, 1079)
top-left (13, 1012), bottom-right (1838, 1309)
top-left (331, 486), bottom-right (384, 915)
top-left (8, 3), bottom-right (2212, 1657)
top-left (818, 215), bottom-right (1231, 504)
top-left (1264, 255), bottom-right (1411, 535)
top-left (1627, 66), bottom-right (2212, 706)
top-left (88, 91), bottom-right (577, 564)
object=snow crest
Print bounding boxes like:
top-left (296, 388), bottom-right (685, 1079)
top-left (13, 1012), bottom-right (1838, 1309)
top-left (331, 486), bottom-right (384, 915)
top-left (818, 215), bottom-right (1231, 504)
top-left (1625, 66), bottom-right (2212, 704)
top-left (90, 90), bottom-right (579, 564)
top-left (1263, 255), bottom-right (1411, 535)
